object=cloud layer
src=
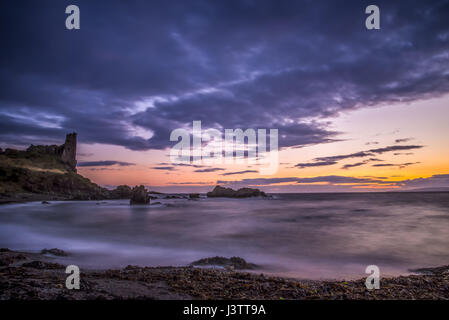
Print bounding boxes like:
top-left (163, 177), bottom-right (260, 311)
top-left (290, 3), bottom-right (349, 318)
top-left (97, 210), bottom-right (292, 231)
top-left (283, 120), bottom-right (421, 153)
top-left (1, 0), bottom-right (449, 151)
top-left (77, 160), bottom-right (135, 167)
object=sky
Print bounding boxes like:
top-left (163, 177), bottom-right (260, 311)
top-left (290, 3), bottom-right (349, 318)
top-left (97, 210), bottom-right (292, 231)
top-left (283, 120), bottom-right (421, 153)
top-left (1, 0), bottom-right (449, 192)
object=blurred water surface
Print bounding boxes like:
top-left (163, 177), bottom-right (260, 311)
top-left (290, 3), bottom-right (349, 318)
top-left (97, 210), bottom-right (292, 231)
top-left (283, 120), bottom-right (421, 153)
top-left (1, 192), bottom-right (448, 279)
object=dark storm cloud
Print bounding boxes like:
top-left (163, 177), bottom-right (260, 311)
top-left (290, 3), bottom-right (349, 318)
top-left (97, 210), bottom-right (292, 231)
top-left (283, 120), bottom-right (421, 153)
top-left (295, 160), bottom-right (338, 168)
top-left (152, 166), bottom-right (177, 171)
top-left (395, 138), bottom-right (414, 143)
top-left (372, 162), bottom-right (420, 168)
top-left (217, 175), bottom-right (390, 186)
top-left (157, 162), bottom-right (206, 168)
top-left (314, 145), bottom-right (423, 163)
top-left (171, 181), bottom-right (212, 185)
top-left (399, 174), bottom-right (449, 189)
top-left (217, 173), bottom-right (449, 190)
top-left (77, 161), bottom-right (135, 167)
top-left (220, 170), bottom-right (258, 176)
top-left (341, 161), bottom-right (368, 170)
top-left (393, 152), bottom-right (414, 156)
top-left (1, 0), bottom-right (449, 150)
top-left (194, 167), bottom-right (225, 173)
top-left (341, 157), bottom-right (384, 169)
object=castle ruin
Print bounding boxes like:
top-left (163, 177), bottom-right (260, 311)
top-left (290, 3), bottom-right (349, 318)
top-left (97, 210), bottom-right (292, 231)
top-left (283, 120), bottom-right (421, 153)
top-left (25, 133), bottom-right (78, 171)
top-left (61, 133), bottom-right (77, 170)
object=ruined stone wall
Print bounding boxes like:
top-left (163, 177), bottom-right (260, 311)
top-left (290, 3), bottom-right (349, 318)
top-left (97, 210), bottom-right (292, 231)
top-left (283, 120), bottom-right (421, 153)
top-left (22, 133), bottom-right (77, 171)
top-left (61, 133), bottom-right (77, 171)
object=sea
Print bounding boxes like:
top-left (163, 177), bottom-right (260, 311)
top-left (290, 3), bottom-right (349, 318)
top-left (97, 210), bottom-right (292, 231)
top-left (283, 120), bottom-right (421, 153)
top-left (1, 192), bottom-right (448, 280)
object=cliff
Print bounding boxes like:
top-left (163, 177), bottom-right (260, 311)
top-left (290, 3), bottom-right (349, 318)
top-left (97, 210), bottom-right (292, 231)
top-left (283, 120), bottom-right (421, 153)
top-left (24, 133), bottom-right (77, 172)
top-left (0, 133), bottom-right (128, 203)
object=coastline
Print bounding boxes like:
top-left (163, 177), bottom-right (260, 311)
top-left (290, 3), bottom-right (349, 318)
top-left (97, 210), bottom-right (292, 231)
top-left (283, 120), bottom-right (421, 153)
top-left (0, 193), bottom-right (72, 205)
top-left (1, 249), bottom-right (448, 300)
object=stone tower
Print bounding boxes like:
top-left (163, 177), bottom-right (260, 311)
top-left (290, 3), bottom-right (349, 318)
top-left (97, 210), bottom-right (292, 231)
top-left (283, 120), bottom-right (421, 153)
top-left (61, 132), bottom-right (77, 171)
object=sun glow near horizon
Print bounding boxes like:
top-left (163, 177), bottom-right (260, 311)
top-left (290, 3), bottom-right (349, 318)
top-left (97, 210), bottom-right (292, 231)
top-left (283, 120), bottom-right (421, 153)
top-left (75, 93), bottom-right (449, 193)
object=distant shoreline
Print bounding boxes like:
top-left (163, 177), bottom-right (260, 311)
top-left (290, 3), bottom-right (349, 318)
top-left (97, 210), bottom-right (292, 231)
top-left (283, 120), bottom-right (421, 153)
top-left (2, 190), bottom-right (449, 206)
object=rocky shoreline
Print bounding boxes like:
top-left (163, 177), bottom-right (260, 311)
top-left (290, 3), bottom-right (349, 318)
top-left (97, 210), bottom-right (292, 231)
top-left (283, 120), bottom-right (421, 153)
top-left (1, 249), bottom-right (448, 300)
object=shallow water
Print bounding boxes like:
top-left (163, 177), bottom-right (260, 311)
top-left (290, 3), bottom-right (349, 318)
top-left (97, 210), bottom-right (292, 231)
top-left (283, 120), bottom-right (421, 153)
top-left (1, 192), bottom-right (449, 280)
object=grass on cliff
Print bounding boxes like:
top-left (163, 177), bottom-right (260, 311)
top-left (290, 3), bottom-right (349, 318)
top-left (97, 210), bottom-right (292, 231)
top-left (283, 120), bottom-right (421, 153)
top-left (0, 152), bottom-right (68, 173)
top-left (0, 152), bottom-right (109, 199)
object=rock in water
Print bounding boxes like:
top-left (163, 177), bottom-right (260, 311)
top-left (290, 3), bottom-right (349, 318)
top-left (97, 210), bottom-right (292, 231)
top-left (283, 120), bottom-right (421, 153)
top-left (206, 185), bottom-right (266, 198)
top-left (190, 256), bottom-right (257, 270)
top-left (130, 185), bottom-right (150, 205)
top-left (41, 248), bottom-right (68, 256)
top-left (110, 185), bottom-right (132, 199)
top-left (189, 193), bottom-right (200, 199)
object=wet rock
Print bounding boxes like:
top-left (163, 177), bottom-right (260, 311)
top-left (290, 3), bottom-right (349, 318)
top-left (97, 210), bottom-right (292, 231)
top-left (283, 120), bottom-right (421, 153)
top-left (189, 193), bottom-right (200, 199)
top-left (206, 186), bottom-right (266, 198)
top-left (410, 265), bottom-right (449, 275)
top-left (22, 261), bottom-right (65, 269)
top-left (41, 248), bottom-right (68, 256)
top-left (190, 256), bottom-right (257, 270)
top-left (130, 185), bottom-right (150, 205)
top-left (0, 253), bottom-right (27, 266)
top-left (110, 185), bottom-right (132, 199)
top-left (41, 200), bottom-right (50, 204)
top-left (164, 195), bottom-right (183, 199)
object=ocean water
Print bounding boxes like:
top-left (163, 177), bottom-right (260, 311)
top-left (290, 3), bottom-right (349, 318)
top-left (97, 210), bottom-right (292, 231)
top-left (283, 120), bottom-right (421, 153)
top-left (1, 192), bottom-right (449, 280)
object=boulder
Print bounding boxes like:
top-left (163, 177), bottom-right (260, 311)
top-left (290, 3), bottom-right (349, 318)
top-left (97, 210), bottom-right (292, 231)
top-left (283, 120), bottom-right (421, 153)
top-left (235, 187), bottom-right (266, 198)
top-left (189, 193), bottom-right (200, 199)
top-left (110, 185), bottom-right (132, 199)
top-left (164, 195), bottom-right (183, 199)
top-left (130, 185), bottom-right (150, 205)
top-left (190, 256), bottom-right (257, 270)
top-left (41, 248), bottom-right (68, 256)
top-left (206, 185), bottom-right (266, 198)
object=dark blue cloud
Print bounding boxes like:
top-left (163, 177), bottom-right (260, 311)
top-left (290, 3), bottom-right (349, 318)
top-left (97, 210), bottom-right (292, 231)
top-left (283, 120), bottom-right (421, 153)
top-left (1, 0), bottom-right (448, 150)
top-left (221, 170), bottom-right (258, 176)
top-left (77, 160), bottom-right (135, 167)
top-left (295, 161), bottom-right (338, 168)
top-left (194, 167), bottom-right (225, 173)
top-left (152, 166), bottom-right (177, 171)
top-left (217, 175), bottom-right (391, 186)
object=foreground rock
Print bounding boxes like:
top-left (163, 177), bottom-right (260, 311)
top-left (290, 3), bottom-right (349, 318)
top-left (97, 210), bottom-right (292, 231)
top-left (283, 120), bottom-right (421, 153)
top-left (0, 249), bottom-right (449, 300)
top-left (191, 256), bottom-right (257, 270)
top-left (207, 186), bottom-right (266, 198)
top-left (130, 185), bottom-right (150, 205)
top-left (109, 185), bottom-right (132, 199)
top-left (409, 265), bottom-right (449, 275)
top-left (41, 248), bottom-right (68, 256)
